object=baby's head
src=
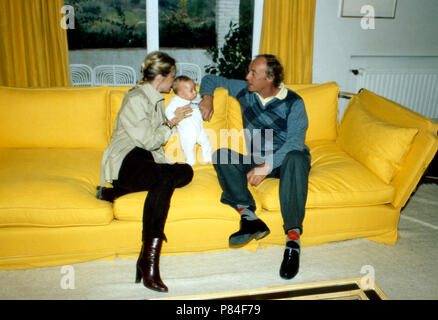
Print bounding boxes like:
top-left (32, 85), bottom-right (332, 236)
top-left (172, 76), bottom-right (197, 101)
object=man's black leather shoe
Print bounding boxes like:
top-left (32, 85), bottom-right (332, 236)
top-left (229, 218), bottom-right (270, 246)
top-left (279, 244), bottom-right (300, 280)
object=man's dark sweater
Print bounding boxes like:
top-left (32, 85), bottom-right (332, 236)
top-left (199, 74), bottom-right (309, 170)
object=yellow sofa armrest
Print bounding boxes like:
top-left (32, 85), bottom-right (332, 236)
top-left (354, 89), bottom-right (438, 208)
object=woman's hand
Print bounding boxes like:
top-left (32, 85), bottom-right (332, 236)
top-left (172, 105), bottom-right (193, 126)
top-left (199, 94), bottom-right (214, 121)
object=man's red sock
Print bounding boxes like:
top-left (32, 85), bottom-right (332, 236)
top-left (286, 228), bottom-right (301, 252)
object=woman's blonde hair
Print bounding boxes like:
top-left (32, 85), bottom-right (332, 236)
top-left (131, 51), bottom-right (176, 90)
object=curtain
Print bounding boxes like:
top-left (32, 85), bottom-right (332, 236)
top-left (259, 0), bottom-right (316, 84)
top-left (0, 0), bottom-right (71, 87)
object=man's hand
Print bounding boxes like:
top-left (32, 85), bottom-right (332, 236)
top-left (199, 94), bottom-right (214, 121)
top-left (247, 163), bottom-right (272, 187)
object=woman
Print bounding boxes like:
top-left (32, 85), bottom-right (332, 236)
top-left (97, 51), bottom-right (194, 292)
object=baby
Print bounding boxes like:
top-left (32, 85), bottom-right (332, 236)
top-left (165, 75), bottom-right (212, 165)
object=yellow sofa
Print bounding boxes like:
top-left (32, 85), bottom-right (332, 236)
top-left (0, 82), bottom-right (437, 270)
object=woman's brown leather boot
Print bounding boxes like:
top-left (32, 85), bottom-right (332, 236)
top-left (135, 238), bottom-right (168, 292)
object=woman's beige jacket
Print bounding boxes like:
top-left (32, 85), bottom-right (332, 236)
top-left (100, 84), bottom-right (174, 186)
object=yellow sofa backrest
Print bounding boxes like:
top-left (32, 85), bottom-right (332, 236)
top-left (108, 86), bottom-right (230, 162)
top-left (0, 86), bottom-right (110, 149)
top-left (108, 82), bottom-right (340, 162)
top-left (292, 82), bottom-right (339, 143)
top-left (222, 81), bottom-right (339, 155)
top-left (109, 86), bottom-right (229, 133)
top-left (0, 81), bottom-right (339, 152)
top-left (225, 82), bottom-right (339, 144)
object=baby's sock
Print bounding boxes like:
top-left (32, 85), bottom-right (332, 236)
top-left (237, 204), bottom-right (258, 221)
top-left (286, 228), bottom-right (301, 253)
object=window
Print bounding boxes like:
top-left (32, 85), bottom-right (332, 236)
top-left (159, 0), bottom-right (216, 49)
top-left (203, 0), bottom-right (255, 79)
top-left (65, 0), bottom-right (146, 49)
top-left (66, 0), bottom-right (263, 82)
top-left (66, 0), bottom-right (261, 53)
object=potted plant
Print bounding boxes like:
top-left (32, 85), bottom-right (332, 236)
top-left (205, 21), bottom-right (253, 80)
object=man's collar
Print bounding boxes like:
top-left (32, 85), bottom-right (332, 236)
top-left (255, 83), bottom-right (287, 107)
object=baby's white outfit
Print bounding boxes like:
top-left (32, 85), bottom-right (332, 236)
top-left (165, 94), bottom-right (212, 165)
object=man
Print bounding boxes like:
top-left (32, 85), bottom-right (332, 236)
top-left (198, 54), bottom-right (311, 280)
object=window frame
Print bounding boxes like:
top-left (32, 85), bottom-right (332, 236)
top-left (146, 0), bottom-right (159, 52)
top-left (146, 0), bottom-right (264, 57)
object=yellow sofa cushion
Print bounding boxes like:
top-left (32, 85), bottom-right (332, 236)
top-left (226, 97), bottom-right (248, 155)
top-left (108, 89), bottom-right (129, 138)
top-left (164, 88), bottom-right (230, 163)
top-left (224, 82), bottom-right (340, 155)
top-left (0, 149), bottom-right (113, 227)
top-left (354, 89), bottom-right (438, 208)
top-left (355, 88), bottom-right (438, 135)
top-left (291, 82), bottom-right (339, 142)
top-left (109, 87), bottom-right (229, 164)
top-left (337, 97), bottom-right (419, 184)
top-left (109, 82), bottom-right (339, 162)
top-left (254, 141), bottom-right (395, 211)
top-left (113, 165), bottom-right (262, 222)
top-left (0, 86), bottom-right (109, 149)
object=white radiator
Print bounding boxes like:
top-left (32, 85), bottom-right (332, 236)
top-left (354, 69), bottom-right (438, 119)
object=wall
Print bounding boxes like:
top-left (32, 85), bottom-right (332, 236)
top-left (69, 0), bottom-right (438, 118)
top-left (312, 0), bottom-right (438, 118)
